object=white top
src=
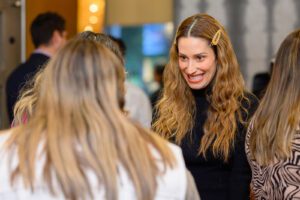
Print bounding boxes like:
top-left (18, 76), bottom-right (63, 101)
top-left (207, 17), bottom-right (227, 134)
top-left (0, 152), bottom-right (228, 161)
top-left (125, 82), bottom-right (152, 128)
top-left (0, 131), bottom-right (187, 200)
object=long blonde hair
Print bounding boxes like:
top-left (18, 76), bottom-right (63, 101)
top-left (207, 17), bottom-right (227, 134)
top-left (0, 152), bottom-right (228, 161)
top-left (6, 39), bottom-right (175, 200)
top-left (249, 29), bottom-right (300, 165)
top-left (152, 13), bottom-right (248, 161)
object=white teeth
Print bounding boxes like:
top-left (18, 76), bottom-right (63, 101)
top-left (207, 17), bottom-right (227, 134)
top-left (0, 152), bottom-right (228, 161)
top-left (188, 74), bottom-right (203, 81)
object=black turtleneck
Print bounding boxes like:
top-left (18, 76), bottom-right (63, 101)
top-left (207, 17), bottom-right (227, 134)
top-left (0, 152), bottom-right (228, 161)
top-left (180, 89), bottom-right (258, 200)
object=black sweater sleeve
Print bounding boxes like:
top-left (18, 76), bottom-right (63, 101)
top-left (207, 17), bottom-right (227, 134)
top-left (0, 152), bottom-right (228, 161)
top-left (229, 94), bottom-right (259, 200)
top-left (229, 127), bottom-right (252, 199)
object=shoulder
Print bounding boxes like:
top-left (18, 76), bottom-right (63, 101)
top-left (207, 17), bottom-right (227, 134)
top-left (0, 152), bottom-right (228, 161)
top-left (28, 53), bottom-right (49, 65)
top-left (0, 130), bottom-right (15, 159)
top-left (154, 141), bottom-right (188, 199)
top-left (6, 58), bottom-right (36, 86)
top-left (149, 139), bottom-right (184, 164)
top-left (166, 142), bottom-right (184, 160)
top-left (0, 129), bottom-right (13, 148)
top-left (6, 63), bottom-right (26, 84)
top-left (11, 53), bottom-right (48, 74)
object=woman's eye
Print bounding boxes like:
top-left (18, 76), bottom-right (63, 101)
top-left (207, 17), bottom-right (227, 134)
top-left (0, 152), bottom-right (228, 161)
top-left (196, 56), bottom-right (204, 61)
top-left (179, 56), bottom-right (187, 61)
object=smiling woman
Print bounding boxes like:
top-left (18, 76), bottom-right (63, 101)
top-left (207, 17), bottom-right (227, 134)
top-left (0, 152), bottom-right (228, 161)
top-left (152, 13), bottom-right (259, 200)
top-left (178, 37), bottom-right (217, 90)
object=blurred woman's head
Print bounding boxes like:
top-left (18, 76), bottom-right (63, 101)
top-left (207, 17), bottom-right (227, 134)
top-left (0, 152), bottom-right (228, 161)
top-left (7, 38), bottom-right (175, 200)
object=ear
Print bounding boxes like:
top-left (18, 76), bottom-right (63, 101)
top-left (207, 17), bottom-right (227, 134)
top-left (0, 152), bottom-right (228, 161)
top-left (51, 30), bottom-right (66, 50)
top-left (51, 30), bottom-right (61, 45)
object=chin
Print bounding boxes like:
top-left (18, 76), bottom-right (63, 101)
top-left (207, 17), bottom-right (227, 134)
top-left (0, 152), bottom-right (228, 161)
top-left (188, 84), bottom-right (207, 90)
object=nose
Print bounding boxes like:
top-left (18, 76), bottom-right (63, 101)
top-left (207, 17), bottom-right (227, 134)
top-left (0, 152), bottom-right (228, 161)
top-left (185, 60), bottom-right (197, 74)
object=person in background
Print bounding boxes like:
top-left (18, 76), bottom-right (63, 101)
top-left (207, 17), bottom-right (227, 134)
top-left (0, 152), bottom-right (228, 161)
top-left (152, 13), bottom-right (258, 200)
top-left (0, 38), bottom-right (198, 200)
top-left (110, 36), bottom-right (153, 128)
top-left (251, 58), bottom-right (274, 99)
top-left (6, 12), bottom-right (66, 123)
top-left (150, 64), bottom-right (165, 108)
top-left (246, 29), bottom-right (300, 199)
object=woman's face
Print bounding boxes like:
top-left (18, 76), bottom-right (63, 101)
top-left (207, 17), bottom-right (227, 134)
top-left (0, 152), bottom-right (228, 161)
top-left (178, 36), bottom-right (217, 90)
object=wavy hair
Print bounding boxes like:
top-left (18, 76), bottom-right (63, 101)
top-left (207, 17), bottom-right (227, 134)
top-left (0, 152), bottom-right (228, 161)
top-left (249, 29), bottom-right (300, 165)
top-left (152, 13), bottom-right (247, 161)
top-left (12, 68), bottom-right (44, 126)
top-left (6, 39), bottom-right (175, 200)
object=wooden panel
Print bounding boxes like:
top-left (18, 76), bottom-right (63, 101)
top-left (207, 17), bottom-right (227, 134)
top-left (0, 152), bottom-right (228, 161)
top-left (25, 0), bottom-right (77, 57)
top-left (77, 0), bottom-right (105, 32)
top-left (106, 0), bottom-right (173, 26)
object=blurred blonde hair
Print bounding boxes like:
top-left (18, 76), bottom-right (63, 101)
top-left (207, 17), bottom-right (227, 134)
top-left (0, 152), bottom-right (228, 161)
top-left (152, 13), bottom-right (248, 161)
top-left (249, 29), bottom-right (300, 165)
top-left (6, 39), bottom-right (175, 200)
top-left (13, 69), bottom-right (43, 126)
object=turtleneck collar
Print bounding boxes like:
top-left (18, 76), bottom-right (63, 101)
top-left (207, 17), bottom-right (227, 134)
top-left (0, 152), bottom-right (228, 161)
top-left (191, 88), bottom-right (210, 115)
top-left (191, 88), bottom-right (207, 98)
top-left (191, 85), bottom-right (212, 110)
top-left (191, 83), bottom-right (213, 98)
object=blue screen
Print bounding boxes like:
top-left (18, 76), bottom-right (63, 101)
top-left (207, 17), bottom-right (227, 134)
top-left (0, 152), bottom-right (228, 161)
top-left (142, 24), bottom-right (169, 56)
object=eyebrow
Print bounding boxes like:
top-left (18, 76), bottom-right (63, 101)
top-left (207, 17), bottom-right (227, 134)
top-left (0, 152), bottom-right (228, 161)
top-left (178, 52), bottom-right (208, 56)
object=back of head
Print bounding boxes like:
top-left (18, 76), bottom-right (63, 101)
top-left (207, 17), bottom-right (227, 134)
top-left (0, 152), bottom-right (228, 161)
top-left (109, 35), bottom-right (127, 57)
top-left (79, 31), bottom-right (125, 64)
top-left (31, 12), bottom-right (65, 48)
top-left (7, 38), bottom-right (175, 200)
top-left (250, 29), bottom-right (300, 165)
top-left (78, 31), bottom-right (126, 109)
top-left (37, 38), bottom-right (124, 117)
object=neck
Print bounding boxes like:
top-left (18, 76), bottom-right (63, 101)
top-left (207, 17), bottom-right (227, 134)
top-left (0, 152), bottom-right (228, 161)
top-left (35, 45), bottom-right (56, 57)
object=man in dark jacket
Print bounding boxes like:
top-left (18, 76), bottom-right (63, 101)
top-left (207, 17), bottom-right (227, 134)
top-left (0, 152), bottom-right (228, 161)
top-left (6, 12), bottom-right (66, 122)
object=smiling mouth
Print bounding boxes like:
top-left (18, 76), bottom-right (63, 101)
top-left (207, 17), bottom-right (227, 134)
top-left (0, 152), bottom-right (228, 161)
top-left (187, 74), bottom-right (204, 83)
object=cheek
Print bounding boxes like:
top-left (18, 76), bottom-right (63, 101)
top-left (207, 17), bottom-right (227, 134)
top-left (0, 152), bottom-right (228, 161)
top-left (178, 60), bottom-right (185, 70)
top-left (208, 64), bottom-right (217, 80)
top-left (206, 59), bottom-right (217, 72)
top-left (178, 61), bottom-right (189, 72)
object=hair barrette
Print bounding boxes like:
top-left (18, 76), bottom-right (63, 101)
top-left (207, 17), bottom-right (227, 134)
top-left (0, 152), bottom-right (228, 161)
top-left (211, 29), bottom-right (222, 46)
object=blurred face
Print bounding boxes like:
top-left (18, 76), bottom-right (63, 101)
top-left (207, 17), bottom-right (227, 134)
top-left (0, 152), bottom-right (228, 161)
top-left (178, 37), bottom-right (217, 90)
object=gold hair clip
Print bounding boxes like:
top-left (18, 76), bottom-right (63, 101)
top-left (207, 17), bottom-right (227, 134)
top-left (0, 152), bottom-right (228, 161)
top-left (211, 29), bottom-right (222, 46)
